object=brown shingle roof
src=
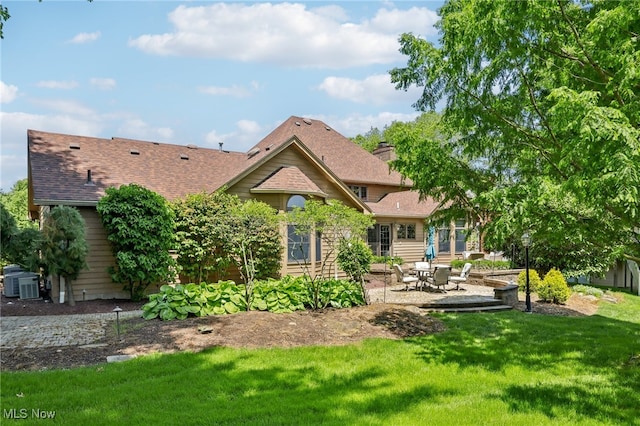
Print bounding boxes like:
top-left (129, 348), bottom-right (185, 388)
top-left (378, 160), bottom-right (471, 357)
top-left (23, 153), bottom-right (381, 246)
top-left (28, 130), bottom-right (246, 204)
top-left (247, 116), bottom-right (412, 186)
top-left (251, 166), bottom-right (327, 197)
top-left (366, 190), bottom-right (440, 218)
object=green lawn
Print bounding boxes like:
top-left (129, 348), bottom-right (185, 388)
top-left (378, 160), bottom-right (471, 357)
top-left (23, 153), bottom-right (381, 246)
top-left (1, 291), bottom-right (639, 425)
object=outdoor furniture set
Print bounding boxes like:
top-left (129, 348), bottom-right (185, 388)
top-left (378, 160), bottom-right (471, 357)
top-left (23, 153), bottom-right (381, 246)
top-left (393, 262), bottom-right (472, 293)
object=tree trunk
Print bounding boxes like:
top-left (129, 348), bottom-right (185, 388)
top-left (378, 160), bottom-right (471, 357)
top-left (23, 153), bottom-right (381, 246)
top-left (66, 277), bottom-right (76, 306)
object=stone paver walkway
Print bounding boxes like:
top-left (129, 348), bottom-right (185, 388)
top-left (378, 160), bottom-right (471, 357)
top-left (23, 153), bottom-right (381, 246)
top-left (0, 311), bottom-right (141, 349)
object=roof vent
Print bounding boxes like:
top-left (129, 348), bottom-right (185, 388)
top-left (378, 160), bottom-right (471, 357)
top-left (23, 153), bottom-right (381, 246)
top-left (303, 118), bottom-right (312, 125)
top-left (325, 126), bottom-right (331, 131)
top-left (180, 154), bottom-right (189, 160)
top-left (247, 148), bottom-right (261, 158)
top-left (187, 144), bottom-right (198, 149)
top-left (295, 121), bottom-right (301, 126)
top-left (130, 149), bottom-right (140, 155)
top-left (84, 169), bottom-right (95, 186)
top-left (265, 144), bottom-right (274, 151)
top-left (69, 144), bottom-right (80, 150)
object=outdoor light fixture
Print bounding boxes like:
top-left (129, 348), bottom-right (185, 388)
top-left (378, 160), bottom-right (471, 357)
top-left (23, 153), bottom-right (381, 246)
top-left (113, 306), bottom-right (123, 341)
top-left (521, 232), bottom-right (532, 313)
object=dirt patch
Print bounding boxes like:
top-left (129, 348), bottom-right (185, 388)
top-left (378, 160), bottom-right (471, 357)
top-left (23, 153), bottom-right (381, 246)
top-left (0, 288), bottom-right (605, 372)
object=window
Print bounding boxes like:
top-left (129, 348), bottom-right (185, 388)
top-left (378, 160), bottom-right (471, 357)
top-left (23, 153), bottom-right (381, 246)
top-left (438, 226), bottom-right (451, 254)
top-left (455, 219), bottom-right (467, 253)
top-left (397, 223), bottom-right (416, 240)
top-left (348, 185), bottom-right (368, 200)
top-left (288, 225), bottom-right (310, 262)
top-left (286, 195), bottom-right (321, 262)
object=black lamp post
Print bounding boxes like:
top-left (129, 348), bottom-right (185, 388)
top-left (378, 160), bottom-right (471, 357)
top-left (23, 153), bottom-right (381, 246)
top-left (521, 232), bottom-right (532, 313)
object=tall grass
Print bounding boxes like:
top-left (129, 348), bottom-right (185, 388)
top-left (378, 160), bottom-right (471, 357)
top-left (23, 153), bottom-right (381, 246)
top-left (1, 292), bottom-right (638, 425)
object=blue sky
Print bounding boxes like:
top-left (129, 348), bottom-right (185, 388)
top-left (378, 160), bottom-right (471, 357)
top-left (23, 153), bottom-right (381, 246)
top-left (0, 1), bottom-right (443, 191)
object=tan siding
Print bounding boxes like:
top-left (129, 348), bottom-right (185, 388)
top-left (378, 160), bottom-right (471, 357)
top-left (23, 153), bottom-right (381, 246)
top-left (229, 147), bottom-right (359, 209)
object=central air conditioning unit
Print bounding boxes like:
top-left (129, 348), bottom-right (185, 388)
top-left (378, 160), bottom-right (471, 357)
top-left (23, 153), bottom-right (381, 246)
top-left (19, 276), bottom-right (40, 299)
top-left (3, 273), bottom-right (22, 297)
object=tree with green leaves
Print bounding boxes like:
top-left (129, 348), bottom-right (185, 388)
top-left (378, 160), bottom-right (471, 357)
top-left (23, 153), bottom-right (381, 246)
top-left (227, 199), bottom-right (283, 309)
top-left (40, 206), bottom-right (88, 306)
top-left (0, 179), bottom-right (38, 230)
top-left (1, 202), bottom-right (41, 271)
top-left (172, 191), bottom-right (239, 283)
top-left (390, 0), bottom-right (640, 276)
top-left (351, 126), bottom-right (386, 153)
top-left (288, 199), bottom-right (374, 308)
top-left (97, 184), bottom-right (176, 301)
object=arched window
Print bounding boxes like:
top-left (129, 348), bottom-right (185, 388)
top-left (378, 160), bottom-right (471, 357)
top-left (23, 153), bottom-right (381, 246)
top-left (287, 195), bottom-right (306, 211)
top-left (287, 195), bottom-right (310, 262)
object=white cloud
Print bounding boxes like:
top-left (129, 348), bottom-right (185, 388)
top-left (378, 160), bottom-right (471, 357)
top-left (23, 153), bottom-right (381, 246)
top-left (318, 74), bottom-right (422, 105)
top-left (36, 80), bottom-right (79, 90)
top-left (90, 78), bottom-right (117, 90)
top-left (0, 81), bottom-right (18, 104)
top-left (311, 111), bottom-right (421, 137)
top-left (205, 119), bottom-right (266, 151)
top-left (198, 82), bottom-right (256, 98)
top-left (117, 119), bottom-right (174, 142)
top-left (129, 3), bottom-right (438, 68)
top-left (68, 31), bottom-right (101, 44)
top-left (366, 7), bottom-right (439, 35)
top-left (32, 99), bottom-right (95, 117)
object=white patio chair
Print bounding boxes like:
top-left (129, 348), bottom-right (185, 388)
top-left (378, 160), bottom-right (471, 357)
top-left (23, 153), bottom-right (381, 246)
top-left (393, 264), bottom-right (420, 291)
top-left (427, 265), bottom-right (451, 292)
top-left (449, 262), bottom-right (472, 291)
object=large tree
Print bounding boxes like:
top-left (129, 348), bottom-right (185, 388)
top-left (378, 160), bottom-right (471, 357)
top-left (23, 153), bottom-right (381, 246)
top-left (390, 0), bottom-right (640, 276)
top-left (97, 184), bottom-right (176, 301)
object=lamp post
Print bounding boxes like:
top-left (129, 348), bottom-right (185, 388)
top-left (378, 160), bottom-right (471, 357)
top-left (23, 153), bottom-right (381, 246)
top-left (521, 232), bottom-right (532, 313)
top-left (113, 306), bottom-right (123, 341)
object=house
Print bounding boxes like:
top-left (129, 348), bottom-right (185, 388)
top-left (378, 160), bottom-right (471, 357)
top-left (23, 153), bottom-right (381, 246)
top-left (28, 116), bottom-right (471, 301)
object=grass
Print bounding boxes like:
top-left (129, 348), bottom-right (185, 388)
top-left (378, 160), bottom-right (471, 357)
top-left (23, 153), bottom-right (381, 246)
top-left (1, 291), bottom-right (639, 425)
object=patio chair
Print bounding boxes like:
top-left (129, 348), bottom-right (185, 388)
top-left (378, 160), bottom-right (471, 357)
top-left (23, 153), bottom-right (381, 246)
top-left (448, 262), bottom-right (472, 291)
top-left (393, 264), bottom-right (420, 291)
top-left (427, 265), bottom-right (451, 292)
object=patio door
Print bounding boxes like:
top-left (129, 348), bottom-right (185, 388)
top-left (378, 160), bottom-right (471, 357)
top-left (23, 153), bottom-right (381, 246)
top-left (368, 224), bottom-right (391, 257)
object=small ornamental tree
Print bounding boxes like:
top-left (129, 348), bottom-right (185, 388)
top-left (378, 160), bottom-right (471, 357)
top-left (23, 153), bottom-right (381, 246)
top-left (40, 206), bottom-right (88, 306)
top-left (287, 199), bottom-right (374, 309)
top-left (97, 184), bottom-right (175, 301)
top-left (227, 199), bottom-right (283, 309)
top-left (172, 191), bottom-right (240, 283)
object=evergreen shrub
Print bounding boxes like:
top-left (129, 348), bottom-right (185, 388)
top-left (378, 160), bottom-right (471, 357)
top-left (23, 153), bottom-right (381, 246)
top-left (538, 268), bottom-right (571, 304)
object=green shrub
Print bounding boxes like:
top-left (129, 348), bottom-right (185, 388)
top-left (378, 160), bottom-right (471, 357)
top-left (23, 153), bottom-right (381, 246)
top-left (337, 239), bottom-right (373, 282)
top-left (538, 268), bottom-right (571, 304)
top-left (142, 276), bottom-right (366, 320)
top-left (142, 281), bottom-right (246, 320)
top-left (450, 259), bottom-right (510, 270)
top-left (251, 277), bottom-right (306, 313)
top-left (322, 278), bottom-right (366, 308)
top-left (517, 269), bottom-right (542, 292)
top-left (572, 284), bottom-right (604, 298)
top-left (372, 255), bottom-right (403, 266)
